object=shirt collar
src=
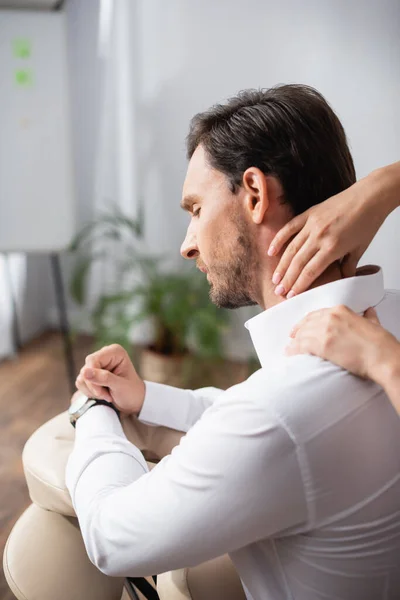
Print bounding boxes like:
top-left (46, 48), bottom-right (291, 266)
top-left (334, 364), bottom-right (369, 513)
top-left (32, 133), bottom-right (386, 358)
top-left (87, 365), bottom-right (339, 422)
top-left (245, 265), bottom-right (385, 368)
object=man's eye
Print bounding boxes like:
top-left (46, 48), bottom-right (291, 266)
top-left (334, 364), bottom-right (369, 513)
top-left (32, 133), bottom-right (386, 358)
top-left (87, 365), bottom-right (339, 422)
top-left (193, 208), bottom-right (201, 217)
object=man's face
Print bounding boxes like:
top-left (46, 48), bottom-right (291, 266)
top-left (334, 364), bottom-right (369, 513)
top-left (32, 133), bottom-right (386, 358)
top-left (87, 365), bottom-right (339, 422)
top-left (180, 145), bottom-right (258, 309)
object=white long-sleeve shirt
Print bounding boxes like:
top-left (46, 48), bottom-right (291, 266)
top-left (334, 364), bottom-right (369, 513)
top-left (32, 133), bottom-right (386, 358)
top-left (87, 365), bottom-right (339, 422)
top-left (66, 267), bottom-right (400, 600)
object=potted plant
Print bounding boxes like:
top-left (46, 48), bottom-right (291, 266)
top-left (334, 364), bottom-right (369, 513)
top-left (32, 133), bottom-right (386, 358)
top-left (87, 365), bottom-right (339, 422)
top-left (68, 206), bottom-right (230, 386)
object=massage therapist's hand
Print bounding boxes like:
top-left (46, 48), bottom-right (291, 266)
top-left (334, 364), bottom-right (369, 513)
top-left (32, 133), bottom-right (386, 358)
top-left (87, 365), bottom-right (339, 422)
top-left (286, 306), bottom-right (400, 415)
top-left (74, 344), bottom-right (146, 416)
top-left (269, 162), bottom-right (400, 298)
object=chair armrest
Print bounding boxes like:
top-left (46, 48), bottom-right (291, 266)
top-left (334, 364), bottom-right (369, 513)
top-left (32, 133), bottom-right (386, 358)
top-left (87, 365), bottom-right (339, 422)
top-left (157, 555), bottom-right (245, 600)
top-left (22, 410), bottom-right (157, 517)
top-left (22, 414), bottom-right (245, 600)
top-left (157, 569), bottom-right (192, 600)
top-left (23, 411), bottom-right (76, 516)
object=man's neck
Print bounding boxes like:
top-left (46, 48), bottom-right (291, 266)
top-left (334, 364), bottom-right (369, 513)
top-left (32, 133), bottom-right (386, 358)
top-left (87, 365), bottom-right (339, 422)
top-left (260, 261), bottom-right (343, 310)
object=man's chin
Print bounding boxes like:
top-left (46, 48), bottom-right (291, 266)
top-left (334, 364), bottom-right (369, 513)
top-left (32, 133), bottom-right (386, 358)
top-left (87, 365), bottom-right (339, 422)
top-left (209, 284), bottom-right (256, 310)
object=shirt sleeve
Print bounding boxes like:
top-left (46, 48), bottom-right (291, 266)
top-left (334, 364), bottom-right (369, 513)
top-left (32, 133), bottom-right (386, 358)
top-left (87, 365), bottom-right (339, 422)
top-left (137, 381), bottom-right (224, 432)
top-left (65, 391), bottom-right (308, 578)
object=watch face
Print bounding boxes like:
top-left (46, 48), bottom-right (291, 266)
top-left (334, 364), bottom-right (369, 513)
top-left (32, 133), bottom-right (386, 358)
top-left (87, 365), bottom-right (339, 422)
top-left (69, 393), bottom-right (89, 416)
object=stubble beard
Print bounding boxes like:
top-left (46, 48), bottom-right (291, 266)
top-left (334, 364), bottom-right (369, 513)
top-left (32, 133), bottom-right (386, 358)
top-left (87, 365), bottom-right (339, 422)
top-left (208, 221), bottom-right (258, 310)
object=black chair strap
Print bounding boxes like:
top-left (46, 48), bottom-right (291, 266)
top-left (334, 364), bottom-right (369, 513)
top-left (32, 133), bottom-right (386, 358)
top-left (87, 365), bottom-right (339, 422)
top-left (125, 576), bottom-right (160, 600)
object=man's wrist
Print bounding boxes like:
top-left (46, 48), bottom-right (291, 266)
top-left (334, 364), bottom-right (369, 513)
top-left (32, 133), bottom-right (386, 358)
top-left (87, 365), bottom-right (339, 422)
top-left (122, 379), bottom-right (146, 419)
top-left (71, 398), bottom-right (120, 428)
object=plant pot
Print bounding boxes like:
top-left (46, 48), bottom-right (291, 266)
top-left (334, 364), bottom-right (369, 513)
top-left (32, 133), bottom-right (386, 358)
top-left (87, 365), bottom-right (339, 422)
top-left (140, 348), bottom-right (188, 387)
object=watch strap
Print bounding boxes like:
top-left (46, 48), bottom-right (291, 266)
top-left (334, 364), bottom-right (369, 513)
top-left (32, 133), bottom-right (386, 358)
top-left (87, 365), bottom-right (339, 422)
top-left (71, 398), bottom-right (120, 428)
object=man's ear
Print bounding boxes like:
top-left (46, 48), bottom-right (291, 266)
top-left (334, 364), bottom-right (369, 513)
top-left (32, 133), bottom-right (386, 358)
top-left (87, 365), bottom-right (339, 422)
top-left (242, 168), bottom-right (284, 225)
top-left (242, 167), bottom-right (269, 225)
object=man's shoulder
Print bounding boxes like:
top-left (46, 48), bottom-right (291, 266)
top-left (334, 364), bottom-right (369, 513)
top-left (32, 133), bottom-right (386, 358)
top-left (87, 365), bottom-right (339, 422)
top-left (242, 355), bottom-right (386, 445)
top-left (211, 340), bottom-right (391, 446)
top-left (221, 355), bottom-right (357, 406)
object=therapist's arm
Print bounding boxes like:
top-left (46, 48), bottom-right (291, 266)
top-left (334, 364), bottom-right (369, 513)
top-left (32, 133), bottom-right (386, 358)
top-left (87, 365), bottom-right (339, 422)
top-left (74, 343), bottom-right (223, 433)
top-left (269, 160), bottom-right (400, 298)
top-left (375, 357), bottom-right (400, 416)
top-left (66, 391), bottom-right (306, 578)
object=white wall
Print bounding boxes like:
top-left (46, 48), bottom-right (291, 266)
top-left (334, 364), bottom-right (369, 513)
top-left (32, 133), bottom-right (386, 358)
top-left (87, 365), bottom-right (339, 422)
top-left (59, 0), bottom-right (400, 359)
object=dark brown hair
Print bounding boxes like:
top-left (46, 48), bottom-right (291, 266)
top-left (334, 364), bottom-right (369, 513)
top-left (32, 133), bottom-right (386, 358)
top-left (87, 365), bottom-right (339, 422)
top-left (186, 85), bottom-right (356, 216)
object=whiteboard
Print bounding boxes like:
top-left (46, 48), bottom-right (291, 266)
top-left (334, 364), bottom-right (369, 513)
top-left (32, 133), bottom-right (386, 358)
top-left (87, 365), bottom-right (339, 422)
top-left (0, 10), bottom-right (75, 252)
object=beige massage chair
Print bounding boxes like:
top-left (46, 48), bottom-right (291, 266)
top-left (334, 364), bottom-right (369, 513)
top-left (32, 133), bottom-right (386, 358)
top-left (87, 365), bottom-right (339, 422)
top-left (3, 406), bottom-right (246, 600)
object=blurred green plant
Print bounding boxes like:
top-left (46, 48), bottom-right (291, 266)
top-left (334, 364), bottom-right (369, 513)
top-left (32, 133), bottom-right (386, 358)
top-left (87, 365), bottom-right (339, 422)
top-left (68, 205), bottom-right (230, 359)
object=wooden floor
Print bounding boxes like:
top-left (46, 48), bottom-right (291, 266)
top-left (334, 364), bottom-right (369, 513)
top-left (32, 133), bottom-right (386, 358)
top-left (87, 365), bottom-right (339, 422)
top-left (0, 330), bottom-right (92, 600)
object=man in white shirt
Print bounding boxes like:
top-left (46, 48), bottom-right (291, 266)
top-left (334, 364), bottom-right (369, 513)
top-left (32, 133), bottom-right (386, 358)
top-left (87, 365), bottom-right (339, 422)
top-left (66, 85), bottom-right (400, 599)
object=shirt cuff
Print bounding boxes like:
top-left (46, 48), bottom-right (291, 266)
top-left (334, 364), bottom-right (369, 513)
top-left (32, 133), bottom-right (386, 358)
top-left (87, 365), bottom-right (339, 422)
top-left (75, 404), bottom-right (126, 441)
top-left (137, 380), bottom-right (190, 430)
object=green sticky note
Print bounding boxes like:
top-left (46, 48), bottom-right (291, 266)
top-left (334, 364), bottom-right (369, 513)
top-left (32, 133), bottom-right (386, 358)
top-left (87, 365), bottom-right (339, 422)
top-left (15, 69), bottom-right (33, 87)
top-left (12, 38), bottom-right (31, 59)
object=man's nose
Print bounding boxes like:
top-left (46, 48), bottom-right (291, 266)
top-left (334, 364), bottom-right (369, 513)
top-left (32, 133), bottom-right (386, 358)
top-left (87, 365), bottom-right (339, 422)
top-left (180, 230), bottom-right (199, 260)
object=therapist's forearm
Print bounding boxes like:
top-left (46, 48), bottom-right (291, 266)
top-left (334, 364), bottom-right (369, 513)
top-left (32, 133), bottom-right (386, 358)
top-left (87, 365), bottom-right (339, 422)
top-left (367, 161), bottom-right (400, 216)
top-left (372, 346), bottom-right (400, 416)
top-left (380, 361), bottom-right (400, 416)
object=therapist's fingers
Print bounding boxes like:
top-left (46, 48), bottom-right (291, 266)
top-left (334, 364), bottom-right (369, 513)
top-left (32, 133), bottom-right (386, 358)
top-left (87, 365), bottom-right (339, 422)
top-left (274, 242), bottom-right (319, 298)
top-left (285, 333), bottom-right (317, 357)
top-left (271, 230), bottom-right (308, 289)
top-left (286, 318), bottom-right (324, 357)
top-left (284, 252), bottom-right (333, 299)
top-left (286, 305), bottom-right (385, 380)
top-left (364, 307), bottom-right (380, 324)
top-left (289, 309), bottom-right (324, 339)
top-left (286, 307), bottom-right (344, 359)
top-left (340, 250), bottom-right (361, 279)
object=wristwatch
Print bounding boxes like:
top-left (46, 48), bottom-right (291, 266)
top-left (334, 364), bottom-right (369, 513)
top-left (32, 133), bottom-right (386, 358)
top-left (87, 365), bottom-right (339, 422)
top-left (68, 393), bottom-right (120, 428)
